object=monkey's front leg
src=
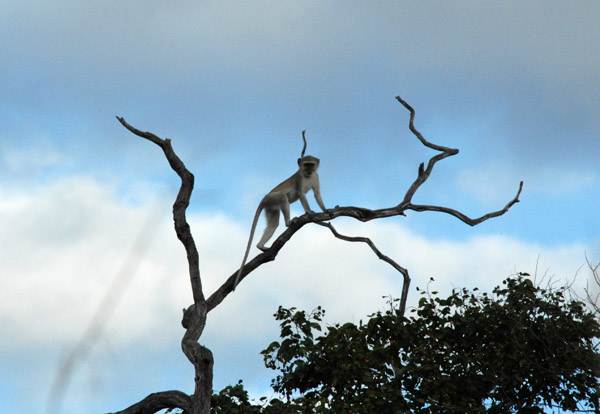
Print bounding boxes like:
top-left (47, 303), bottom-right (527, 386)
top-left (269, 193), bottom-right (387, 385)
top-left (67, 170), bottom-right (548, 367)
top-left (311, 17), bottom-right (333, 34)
top-left (298, 193), bottom-right (314, 216)
top-left (282, 200), bottom-right (291, 226)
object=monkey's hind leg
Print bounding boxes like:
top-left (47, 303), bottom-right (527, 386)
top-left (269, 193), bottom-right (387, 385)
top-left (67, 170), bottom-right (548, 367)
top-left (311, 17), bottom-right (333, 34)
top-left (282, 198), bottom-right (291, 226)
top-left (256, 206), bottom-right (280, 251)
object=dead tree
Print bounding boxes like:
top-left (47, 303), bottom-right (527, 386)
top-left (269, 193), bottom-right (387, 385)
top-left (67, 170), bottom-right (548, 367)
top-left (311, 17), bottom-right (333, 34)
top-left (110, 96), bottom-right (522, 414)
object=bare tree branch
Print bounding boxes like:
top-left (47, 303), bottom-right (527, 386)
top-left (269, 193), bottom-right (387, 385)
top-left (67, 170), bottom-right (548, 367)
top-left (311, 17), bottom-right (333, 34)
top-left (406, 180), bottom-right (523, 226)
top-left (395, 96), bottom-right (455, 153)
top-left (116, 116), bottom-right (205, 306)
top-left (317, 222), bottom-right (411, 316)
top-left (207, 96), bottom-right (523, 311)
top-left (113, 95), bottom-right (523, 413)
top-left (116, 116), bottom-right (211, 414)
top-left (584, 254), bottom-right (600, 317)
top-left (394, 96), bottom-right (459, 204)
top-left (108, 391), bottom-right (191, 414)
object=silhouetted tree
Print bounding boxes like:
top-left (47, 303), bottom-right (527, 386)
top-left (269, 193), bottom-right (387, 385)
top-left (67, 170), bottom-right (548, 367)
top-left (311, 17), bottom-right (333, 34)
top-left (110, 96), bottom-right (522, 413)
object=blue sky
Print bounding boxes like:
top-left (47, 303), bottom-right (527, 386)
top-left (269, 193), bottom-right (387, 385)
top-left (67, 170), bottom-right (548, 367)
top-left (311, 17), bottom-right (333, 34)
top-left (1, 1), bottom-right (599, 413)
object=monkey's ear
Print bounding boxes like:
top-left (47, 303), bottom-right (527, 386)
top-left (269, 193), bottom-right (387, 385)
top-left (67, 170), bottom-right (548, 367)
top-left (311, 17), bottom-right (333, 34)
top-left (297, 158), bottom-right (302, 165)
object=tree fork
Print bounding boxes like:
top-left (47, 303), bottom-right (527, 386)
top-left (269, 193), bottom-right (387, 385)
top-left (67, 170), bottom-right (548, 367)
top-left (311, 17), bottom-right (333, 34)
top-left (112, 95), bottom-right (522, 413)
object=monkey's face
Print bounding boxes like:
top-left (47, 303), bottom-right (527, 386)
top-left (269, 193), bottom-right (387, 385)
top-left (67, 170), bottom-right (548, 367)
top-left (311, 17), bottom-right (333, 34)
top-left (301, 161), bottom-right (317, 177)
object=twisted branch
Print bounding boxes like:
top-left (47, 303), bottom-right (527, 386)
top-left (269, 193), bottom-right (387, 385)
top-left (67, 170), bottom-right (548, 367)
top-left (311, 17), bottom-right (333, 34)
top-left (116, 116), bottom-right (204, 306)
top-left (113, 95), bottom-right (523, 413)
top-left (116, 116), bottom-right (211, 414)
top-left (210, 96), bottom-right (522, 308)
top-left (317, 222), bottom-right (411, 316)
top-left (108, 391), bottom-right (191, 414)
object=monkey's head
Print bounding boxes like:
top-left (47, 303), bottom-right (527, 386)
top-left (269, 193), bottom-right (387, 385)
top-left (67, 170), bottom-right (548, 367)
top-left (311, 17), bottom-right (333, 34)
top-left (298, 155), bottom-right (320, 177)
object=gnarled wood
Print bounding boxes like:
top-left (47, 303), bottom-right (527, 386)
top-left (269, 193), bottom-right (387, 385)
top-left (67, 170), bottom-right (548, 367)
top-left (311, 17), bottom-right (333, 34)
top-left (112, 96), bottom-right (522, 414)
top-left (108, 391), bottom-right (191, 414)
top-left (116, 117), bottom-right (211, 414)
top-left (208, 97), bottom-right (522, 310)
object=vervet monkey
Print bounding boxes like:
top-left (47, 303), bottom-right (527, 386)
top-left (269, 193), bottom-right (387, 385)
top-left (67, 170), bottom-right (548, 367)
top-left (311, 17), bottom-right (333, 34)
top-left (233, 132), bottom-right (327, 290)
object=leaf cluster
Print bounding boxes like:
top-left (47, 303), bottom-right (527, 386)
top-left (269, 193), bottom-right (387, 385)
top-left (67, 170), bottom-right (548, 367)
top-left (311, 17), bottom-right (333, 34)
top-left (235, 276), bottom-right (600, 413)
top-left (211, 380), bottom-right (291, 414)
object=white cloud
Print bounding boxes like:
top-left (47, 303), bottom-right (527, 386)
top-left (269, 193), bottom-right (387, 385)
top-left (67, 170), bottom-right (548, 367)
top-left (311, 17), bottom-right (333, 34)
top-left (0, 177), bottom-right (177, 349)
top-left (0, 176), bottom-right (592, 413)
top-left (1, 176), bottom-right (590, 346)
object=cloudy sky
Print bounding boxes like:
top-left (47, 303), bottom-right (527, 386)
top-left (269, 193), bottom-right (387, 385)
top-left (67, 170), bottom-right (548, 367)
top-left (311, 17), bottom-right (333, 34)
top-left (1, 1), bottom-right (599, 413)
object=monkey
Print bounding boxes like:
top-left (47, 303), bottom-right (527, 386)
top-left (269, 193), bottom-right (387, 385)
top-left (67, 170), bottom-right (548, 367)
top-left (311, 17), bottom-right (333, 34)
top-left (233, 132), bottom-right (327, 290)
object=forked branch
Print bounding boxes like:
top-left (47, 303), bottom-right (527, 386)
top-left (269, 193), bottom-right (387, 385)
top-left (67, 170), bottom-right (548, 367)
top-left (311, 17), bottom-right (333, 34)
top-left (113, 95), bottom-right (523, 413)
top-left (212, 96), bottom-right (522, 307)
top-left (115, 116), bottom-right (205, 306)
top-left (317, 222), bottom-right (411, 316)
top-left (116, 116), bottom-right (211, 414)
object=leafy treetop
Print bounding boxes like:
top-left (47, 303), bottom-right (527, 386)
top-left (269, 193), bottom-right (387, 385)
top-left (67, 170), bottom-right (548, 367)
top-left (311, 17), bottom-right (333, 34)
top-left (212, 275), bottom-right (600, 414)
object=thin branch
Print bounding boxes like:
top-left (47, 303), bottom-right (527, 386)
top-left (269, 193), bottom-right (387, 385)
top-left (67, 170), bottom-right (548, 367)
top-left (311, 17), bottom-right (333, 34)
top-left (206, 211), bottom-right (412, 313)
top-left (117, 116), bottom-right (212, 413)
top-left (395, 96), bottom-right (455, 153)
top-left (116, 116), bottom-right (205, 306)
top-left (407, 180), bottom-right (523, 226)
top-left (317, 222), bottom-right (411, 317)
top-left (395, 96), bottom-right (460, 205)
top-left (206, 214), bottom-right (316, 311)
top-left (208, 183), bottom-right (522, 311)
top-left (393, 95), bottom-right (523, 218)
top-left (584, 254), bottom-right (600, 316)
top-left (107, 390), bottom-right (191, 414)
top-left (207, 96), bottom-right (523, 310)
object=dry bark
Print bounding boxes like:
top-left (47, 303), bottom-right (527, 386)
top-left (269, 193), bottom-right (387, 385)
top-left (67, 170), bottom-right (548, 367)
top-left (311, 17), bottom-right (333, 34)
top-left (111, 96), bottom-right (522, 413)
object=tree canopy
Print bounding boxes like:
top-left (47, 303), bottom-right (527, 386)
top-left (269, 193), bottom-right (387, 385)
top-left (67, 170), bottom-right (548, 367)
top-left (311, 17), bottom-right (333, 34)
top-left (212, 275), bottom-right (600, 413)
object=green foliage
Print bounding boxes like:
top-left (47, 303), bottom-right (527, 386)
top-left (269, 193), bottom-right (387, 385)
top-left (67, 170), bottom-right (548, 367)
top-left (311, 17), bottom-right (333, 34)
top-left (210, 380), bottom-right (291, 413)
top-left (213, 275), bottom-right (600, 413)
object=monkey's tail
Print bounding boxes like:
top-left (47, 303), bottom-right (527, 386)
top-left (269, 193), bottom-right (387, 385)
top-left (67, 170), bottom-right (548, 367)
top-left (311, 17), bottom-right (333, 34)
top-left (301, 130), bottom-right (307, 158)
top-left (233, 204), bottom-right (263, 291)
